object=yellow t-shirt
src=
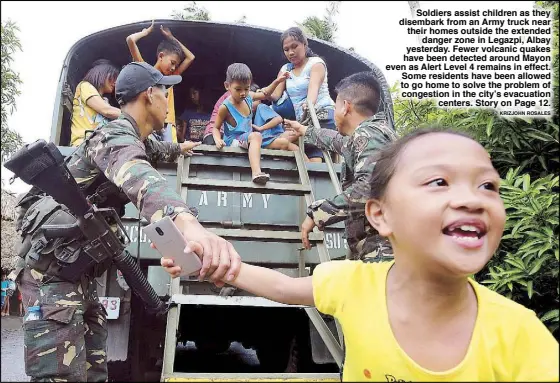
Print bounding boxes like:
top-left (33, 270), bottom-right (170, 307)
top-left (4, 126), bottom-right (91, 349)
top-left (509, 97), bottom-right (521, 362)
top-left (70, 81), bottom-right (109, 147)
top-left (312, 260), bottom-right (559, 382)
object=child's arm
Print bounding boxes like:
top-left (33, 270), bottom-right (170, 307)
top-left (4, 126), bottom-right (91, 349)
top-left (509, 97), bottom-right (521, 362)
top-left (160, 256), bottom-right (314, 306)
top-left (229, 263), bottom-right (314, 306)
top-left (86, 96), bottom-right (121, 120)
top-left (252, 115), bottom-right (283, 132)
top-left (126, 20), bottom-right (154, 62)
top-left (213, 105), bottom-right (228, 149)
top-left (251, 72), bottom-right (290, 102)
top-left (160, 26), bottom-right (195, 75)
top-left (269, 68), bottom-right (288, 102)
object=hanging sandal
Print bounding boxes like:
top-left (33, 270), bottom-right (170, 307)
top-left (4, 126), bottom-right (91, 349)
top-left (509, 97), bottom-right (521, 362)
top-left (252, 172), bottom-right (270, 185)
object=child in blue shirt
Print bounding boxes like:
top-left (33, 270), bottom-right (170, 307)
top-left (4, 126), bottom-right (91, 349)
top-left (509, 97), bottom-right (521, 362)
top-left (1, 272), bottom-right (8, 316)
top-left (213, 63), bottom-right (290, 185)
top-left (250, 84), bottom-right (299, 153)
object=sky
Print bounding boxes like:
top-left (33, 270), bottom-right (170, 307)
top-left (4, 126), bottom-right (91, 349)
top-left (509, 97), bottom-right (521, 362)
top-left (1, 1), bottom-right (535, 194)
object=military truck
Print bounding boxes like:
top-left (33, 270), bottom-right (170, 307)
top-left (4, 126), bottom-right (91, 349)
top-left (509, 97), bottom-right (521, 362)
top-left (50, 19), bottom-right (395, 381)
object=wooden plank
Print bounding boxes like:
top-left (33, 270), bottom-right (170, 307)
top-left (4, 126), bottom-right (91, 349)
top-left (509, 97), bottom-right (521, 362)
top-left (181, 178), bottom-right (311, 195)
top-left (193, 144), bottom-right (296, 158)
top-left (207, 228), bottom-right (324, 242)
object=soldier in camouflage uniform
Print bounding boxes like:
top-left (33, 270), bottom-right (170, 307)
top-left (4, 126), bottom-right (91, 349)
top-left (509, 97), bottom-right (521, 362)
top-left (285, 72), bottom-right (397, 261)
top-left (12, 62), bottom-right (242, 382)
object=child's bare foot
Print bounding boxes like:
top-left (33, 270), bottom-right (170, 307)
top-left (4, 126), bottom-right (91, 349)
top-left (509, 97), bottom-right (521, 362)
top-left (252, 172), bottom-right (270, 185)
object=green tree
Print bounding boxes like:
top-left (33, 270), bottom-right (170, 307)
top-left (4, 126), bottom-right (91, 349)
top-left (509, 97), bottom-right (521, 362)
top-left (171, 1), bottom-right (211, 21)
top-left (1, 20), bottom-right (24, 163)
top-left (298, 1), bottom-right (341, 42)
top-left (390, 1), bottom-right (559, 337)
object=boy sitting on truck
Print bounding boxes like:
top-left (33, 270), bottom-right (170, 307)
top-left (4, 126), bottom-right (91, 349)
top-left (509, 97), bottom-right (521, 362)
top-left (212, 63), bottom-right (289, 185)
top-left (249, 83), bottom-right (300, 154)
top-left (126, 20), bottom-right (195, 143)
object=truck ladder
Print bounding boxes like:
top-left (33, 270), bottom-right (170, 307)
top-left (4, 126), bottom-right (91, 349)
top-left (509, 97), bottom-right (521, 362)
top-left (162, 102), bottom-right (345, 381)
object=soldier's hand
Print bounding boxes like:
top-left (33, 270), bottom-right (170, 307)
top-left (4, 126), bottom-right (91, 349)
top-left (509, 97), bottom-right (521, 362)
top-left (301, 216), bottom-right (316, 250)
top-left (160, 256), bottom-right (181, 278)
top-left (175, 213), bottom-right (241, 286)
top-left (284, 119), bottom-right (306, 137)
top-left (180, 140), bottom-right (201, 156)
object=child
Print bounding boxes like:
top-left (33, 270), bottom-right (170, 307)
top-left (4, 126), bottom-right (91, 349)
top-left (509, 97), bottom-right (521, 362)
top-left (1, 272), bottom-right (7, 316)
top-left (70, 59), bottom-right (121, 147)
top-left (162, 128), bottom-right (559, 381)
top-left (250, 84), bottom-right (300, 153)
top-left (126, 20), bottom-right (196, 143)
top-left (212, 63), bottom-right (289, 185)
top-left (178, 86), bottom-right (211, 142)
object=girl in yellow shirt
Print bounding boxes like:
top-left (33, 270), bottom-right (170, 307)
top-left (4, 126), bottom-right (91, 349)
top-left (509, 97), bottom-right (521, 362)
top-left (161, 128), bottom-right (559, 381)
top-left (70, 59), bottom-right (121, 146)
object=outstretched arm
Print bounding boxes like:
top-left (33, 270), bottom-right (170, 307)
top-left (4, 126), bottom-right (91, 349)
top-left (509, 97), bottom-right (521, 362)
top-left (251, 72), bottom-right (290, 101)
top-left (284, 119), bottom-right (346, 155)
top-left (230, 263), bottom-right (314, 306)
top-left (269, 68), bottom-right (288, 102)
top-left (160, 26), bottom-right (195, 75)
top-left (126, 20), bottom-right (154, 62)
top-left (86, 96), bottom-right (121, 120)
top-left (161, 254), bottom-right (314, 306)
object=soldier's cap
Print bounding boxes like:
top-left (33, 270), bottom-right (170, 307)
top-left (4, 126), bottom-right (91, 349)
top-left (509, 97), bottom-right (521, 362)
top-left (116, 62), bottom-right (182, 106)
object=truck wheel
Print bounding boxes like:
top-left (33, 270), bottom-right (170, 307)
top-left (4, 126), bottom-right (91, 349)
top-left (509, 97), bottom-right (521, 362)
top-left (108, 360), bottom-right (131, 382)
top-left (195, 339), bottom-right (231, 354)
top-left (256, 335), bottom-right (299, 372)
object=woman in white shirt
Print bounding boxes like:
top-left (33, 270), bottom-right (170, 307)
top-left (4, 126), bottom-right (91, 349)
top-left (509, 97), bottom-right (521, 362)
top-left (270, 27), bottom-right (336, 162)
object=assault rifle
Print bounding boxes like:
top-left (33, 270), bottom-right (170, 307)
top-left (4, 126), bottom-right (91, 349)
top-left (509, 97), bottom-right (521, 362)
top-left (5, 139), bottom-right (169, 316)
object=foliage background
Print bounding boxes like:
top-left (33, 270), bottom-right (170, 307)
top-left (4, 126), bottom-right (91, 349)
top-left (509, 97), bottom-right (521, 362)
top-left (391, 1), bottom-right (559, 338)
top-left (1, 20), bottom-right (24, 163)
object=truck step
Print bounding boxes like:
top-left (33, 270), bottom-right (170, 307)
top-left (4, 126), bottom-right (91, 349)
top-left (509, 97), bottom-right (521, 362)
top-left (162, 372), bottom-right (341, 382)
top-left (181, 179), bottom-right (311, 195)
top-left (170, 294), bottom-right (308, 308)
top-left (195, 144), bottom-right (296, 158)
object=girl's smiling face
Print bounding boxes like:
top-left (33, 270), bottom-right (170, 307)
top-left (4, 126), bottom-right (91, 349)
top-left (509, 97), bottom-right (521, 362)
top-left (366, 132), bottom-right (506, 277)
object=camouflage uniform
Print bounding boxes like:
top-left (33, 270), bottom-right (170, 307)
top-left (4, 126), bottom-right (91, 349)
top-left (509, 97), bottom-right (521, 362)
top-left (14, 112), bottom-right (194, 382)
top-left (303, 114), bottom-right (397, 261)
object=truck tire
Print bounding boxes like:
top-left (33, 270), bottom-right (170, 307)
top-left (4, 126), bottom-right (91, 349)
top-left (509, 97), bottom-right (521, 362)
top-left (256, 335), bottom-right (299, 373)
top-left (195, 339), bottom-right (231, 354)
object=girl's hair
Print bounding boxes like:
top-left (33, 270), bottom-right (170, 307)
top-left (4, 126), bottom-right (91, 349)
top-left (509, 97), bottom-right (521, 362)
top-left (280, 27), bottom-right (318, 58)
top-left (83, 59), bottom-right (120, 92)
top-left (369, 128), bottom-right (477, 200)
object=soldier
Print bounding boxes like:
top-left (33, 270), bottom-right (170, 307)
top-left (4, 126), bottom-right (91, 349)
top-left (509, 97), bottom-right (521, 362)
top-left (284, 72), bottom-right (397, 261)
top-left (12, 62), bottom-right (242, 382)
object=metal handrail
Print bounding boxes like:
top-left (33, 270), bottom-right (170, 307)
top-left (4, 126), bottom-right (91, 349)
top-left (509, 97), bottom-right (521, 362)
top-left (304, 99), bottom-right (346, 360)
top-left (306, 100), bottom-right (343, 195)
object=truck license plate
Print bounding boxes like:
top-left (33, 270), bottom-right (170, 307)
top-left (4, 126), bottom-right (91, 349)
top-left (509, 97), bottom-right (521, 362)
top-left (99, 297), bottom-right (120, 319)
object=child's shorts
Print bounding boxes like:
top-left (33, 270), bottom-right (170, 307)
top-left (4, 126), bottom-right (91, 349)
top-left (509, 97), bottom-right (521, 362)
top-left (228, 131), bottom-right (250, 149)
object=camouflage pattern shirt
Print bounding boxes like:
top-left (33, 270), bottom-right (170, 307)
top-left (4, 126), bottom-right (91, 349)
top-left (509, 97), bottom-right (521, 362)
top-left (67, 112), bottom-right (194, 223)
top-left (304, 115), bottom-right (397, 260)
